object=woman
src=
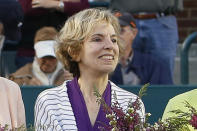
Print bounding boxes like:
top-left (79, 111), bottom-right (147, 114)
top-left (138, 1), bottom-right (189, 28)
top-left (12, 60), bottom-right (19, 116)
top-left (0, 77), bottom-right (26, 129)
top-left (34, 8), bottom-right (145, 131)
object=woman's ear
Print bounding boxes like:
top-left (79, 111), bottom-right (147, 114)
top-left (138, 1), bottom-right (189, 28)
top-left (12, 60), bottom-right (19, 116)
top-left (73, 54), bottom-right (80, 62)
top-left (68, 47), bottom-right (80, 62)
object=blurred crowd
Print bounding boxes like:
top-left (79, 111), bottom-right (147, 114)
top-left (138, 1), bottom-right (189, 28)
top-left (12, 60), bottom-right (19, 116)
top-left (0, 0), bottom-right (183, 86)
top-left (0, 0), bottom-right (89, 86)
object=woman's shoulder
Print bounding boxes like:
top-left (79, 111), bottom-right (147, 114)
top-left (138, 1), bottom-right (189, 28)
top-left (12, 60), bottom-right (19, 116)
top-left (109, 80), bottom-right (145, 120)
top-left (109, 80), bottom-right (138, 99)
top-left (168, 89), bottom-right (197, 106)
top-left (109, 80), bottom-right (140, 106)
top-left (0, 77), bottom-right (21, 100)
top-left (0, 77), bottom-right (20, 90)
top-left (36, 80), bottom-right (71, 103)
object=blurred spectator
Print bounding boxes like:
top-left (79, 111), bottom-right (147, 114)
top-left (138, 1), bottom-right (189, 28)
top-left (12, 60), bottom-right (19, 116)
top-left (0, 77), bottom-right (26, 129)
top-left (110, 12), bottom-right (173, 85)
top-left (0, 23), bottom-right (3, 34)
top-left (0, 0), bottom-right (23, 50)
top-left (9, 27), bottom-right (73, 86)
top-left (110, 0), bottom-right (183, 81)
top-left (16, 0), bottom-right (89, 68)
top-left (0, 23), bottom-right (5, 50)
top-left (0, 22), bottom-right (6, 77)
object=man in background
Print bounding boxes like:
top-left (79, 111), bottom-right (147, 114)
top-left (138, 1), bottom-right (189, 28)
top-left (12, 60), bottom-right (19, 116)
top-left (110, 12), bottom-right (173, 85)
top-left (9, 27), bottom-right (73, 86)
top-left (110, 0), bottom-right (183, 81)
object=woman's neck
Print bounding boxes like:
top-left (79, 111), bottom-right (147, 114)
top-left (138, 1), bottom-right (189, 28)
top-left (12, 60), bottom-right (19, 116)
top-left (78, 74), bottom-right (108, 100)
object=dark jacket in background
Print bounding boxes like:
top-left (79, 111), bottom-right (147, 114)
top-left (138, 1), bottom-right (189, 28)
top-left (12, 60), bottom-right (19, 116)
top-left (110, 50), bottom-right (173, 85)
top-left (0, 0), bottom-right (23, 41)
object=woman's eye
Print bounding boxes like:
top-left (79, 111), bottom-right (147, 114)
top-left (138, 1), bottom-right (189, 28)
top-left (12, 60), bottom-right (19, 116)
top-left (92, 37), bottom-right (102, 42)
top-left (111, 38), bottom-right (117, 43)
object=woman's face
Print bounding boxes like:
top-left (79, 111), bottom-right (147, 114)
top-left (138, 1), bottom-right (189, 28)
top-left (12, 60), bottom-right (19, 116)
top-left (78, 22), bottom-right (119, 75)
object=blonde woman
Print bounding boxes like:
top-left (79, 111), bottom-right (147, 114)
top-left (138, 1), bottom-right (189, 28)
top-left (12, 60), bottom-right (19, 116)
top-left (34, 8), bottom-right (145, 131)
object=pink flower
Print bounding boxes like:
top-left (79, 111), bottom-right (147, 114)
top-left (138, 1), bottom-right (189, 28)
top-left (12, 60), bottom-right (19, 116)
top-left (0, 125), bottom-right (8, 131)
top-left (190, 114), bottom-right (197, 129)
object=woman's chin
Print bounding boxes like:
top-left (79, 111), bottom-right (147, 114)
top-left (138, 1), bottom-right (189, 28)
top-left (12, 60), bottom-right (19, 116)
top-left (100, 66), bottom-right (116, 74)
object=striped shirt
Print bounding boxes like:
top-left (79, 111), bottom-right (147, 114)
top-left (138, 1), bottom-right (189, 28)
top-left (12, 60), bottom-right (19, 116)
top-left (34, 80), bottom-right (145, 131)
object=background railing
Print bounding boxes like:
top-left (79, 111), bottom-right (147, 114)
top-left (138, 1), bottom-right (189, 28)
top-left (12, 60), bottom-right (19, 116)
top-left (21, 85), bottom-right (197, 126)
top-left (181, 32), bottom-right (197, 84)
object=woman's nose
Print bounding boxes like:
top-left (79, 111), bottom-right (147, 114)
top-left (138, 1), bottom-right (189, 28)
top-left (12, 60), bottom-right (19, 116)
top-left (104, 38), bottom-right (114, 50)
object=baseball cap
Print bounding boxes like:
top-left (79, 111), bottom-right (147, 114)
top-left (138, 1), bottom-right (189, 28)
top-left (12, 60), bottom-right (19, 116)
top-left (34, 40), bottom-right (56, 58)
top-left (115, 12), bottom-right (136, 28)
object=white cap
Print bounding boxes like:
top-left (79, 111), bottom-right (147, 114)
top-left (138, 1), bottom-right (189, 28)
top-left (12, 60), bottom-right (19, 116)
top-left (34, 40), bottom-right (56, 58)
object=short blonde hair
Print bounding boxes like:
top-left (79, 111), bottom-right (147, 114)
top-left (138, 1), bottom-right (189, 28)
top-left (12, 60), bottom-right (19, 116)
top-left (56, 8), bottom-right (123, 77)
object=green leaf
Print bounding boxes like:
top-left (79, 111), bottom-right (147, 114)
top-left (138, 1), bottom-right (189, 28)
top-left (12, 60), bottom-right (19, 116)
top-left (138, 83), bottom-right (149, 98)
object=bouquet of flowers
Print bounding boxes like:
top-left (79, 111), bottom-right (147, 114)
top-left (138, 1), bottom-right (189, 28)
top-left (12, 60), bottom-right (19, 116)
top-left (94, 84), bottom-right (197, 131)
top-left (0, 125), bottom-right (9, 131)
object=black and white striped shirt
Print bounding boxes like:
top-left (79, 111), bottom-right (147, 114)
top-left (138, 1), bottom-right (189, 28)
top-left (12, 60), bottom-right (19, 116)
top-left (34, 80), bottom-right (145, 131)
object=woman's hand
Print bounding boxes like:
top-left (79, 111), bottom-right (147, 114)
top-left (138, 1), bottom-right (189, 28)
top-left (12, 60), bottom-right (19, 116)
top-left (32, 0), bottom-right (80, 9)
